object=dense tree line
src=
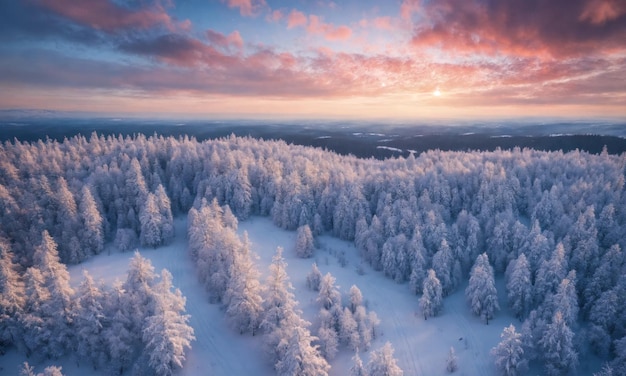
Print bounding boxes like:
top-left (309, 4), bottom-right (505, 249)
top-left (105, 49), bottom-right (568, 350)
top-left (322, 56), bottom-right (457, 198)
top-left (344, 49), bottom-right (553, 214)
top-left (1, 133), bottom-right (625, 373)
top-left (0, 234), bottom-right (193, 375)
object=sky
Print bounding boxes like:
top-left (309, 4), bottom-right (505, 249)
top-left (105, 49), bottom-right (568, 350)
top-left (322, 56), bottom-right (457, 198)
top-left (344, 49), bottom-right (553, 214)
top-left (0, 0), bottom-right (625, 120)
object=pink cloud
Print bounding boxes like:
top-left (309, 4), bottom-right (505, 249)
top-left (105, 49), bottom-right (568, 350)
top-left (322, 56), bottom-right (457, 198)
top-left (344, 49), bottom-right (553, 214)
top-left (307, 15), bottom-right (353, 41)
top-left (287, 10), bottom-right (308, 29)
top-left (206, 30), bottom-right (244, 50)
top-left (268, 9), bottom-right (284, 22)
top-left (223, 0), bottom-right (266, 17)
top-left (410, 0), bottom-right (626, 58)
top-left (36, 0), bottom-right (179, 32)
top-left (400, 0), bottom-right (421, 21)
top-left (373, 16), bottom-right (393, 30)
top-left (580, 0), bottom-right (626, 24)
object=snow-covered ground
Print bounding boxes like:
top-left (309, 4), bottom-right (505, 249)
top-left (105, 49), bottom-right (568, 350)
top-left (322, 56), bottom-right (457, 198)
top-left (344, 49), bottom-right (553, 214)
top-left (238, 217), bottom-right (509, 376)
top-left (1, 216), bottom-right (601, 375)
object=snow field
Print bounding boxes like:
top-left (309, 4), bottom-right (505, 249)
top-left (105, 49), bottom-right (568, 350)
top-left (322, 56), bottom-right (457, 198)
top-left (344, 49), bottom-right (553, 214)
top-left (238, 217), bottom-right (510, 376)
top-left (1, 216), bottom-right (603, 375)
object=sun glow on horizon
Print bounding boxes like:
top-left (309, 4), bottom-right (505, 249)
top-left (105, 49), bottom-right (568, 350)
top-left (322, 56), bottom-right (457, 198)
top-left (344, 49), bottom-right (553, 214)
top-left (433, 87), bottom-right (442, 97)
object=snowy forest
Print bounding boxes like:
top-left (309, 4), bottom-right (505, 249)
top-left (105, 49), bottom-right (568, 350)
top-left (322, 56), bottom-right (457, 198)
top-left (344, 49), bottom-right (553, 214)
top-left (0, 132), bottom-right (625, 375)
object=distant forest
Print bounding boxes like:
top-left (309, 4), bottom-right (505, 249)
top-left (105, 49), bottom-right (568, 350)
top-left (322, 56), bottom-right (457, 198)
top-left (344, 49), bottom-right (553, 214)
top-left (1, 133), bottom-right (625, 375)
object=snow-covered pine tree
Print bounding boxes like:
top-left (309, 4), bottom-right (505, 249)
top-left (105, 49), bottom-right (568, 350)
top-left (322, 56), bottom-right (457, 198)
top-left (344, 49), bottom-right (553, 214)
top-left (408, 227), bottom-right (428, 295)
top-left (75, 271), bottom-right (107, 369)
top-left (366, 342), bottom-right (403, 376)
top-left (224, 233), bottom-right (264, 335)
top-left (31, 231), bottom-right (75, 358)
top-left (534, 242), bottom-right (567, 304)
top-left (419, 269), bottom-right (443, 320)
top-left (539, 311), bottom-right (578, 376)
top-left (0, 240), bottom-right (25, 353)
top-left (506, 253), bottom-right (532, 320)
top-left (142, 270), bottom-right (195, 376)
top-left (122, 251), bottom-right (158, 359)
top-left (306, 263), bottom-right (322, 291)
top-left (78, 186), bottom-right (104, 256)
top-left (340, 307), bottom-right (360, 350)
top-left (432, 239), bottom-right (455, 295)
top-left (140, 193), bottom-right (164, 248)
top-left (491, 324), bottom-right (527, 376)
top-left (466, 253), bottom-right (499, 324)
top-left (295, 224), bottom-right (315, 258)
top-left (350, 350), bottom-right (367, 376)
top-left (349, 285), bottom-right (363, 313)
top-left (316, 273), bottom-right (341, 311)
top-left (547, 270), bottom-right (578, 327)
top-left (317, 325), bottom-right (339, 360)
top-left (446, 346), bottom-right (458, 373)
top-left (276, 325), bottom-right (330, 376)
top-left (154, 184), bottom-right (175, 243)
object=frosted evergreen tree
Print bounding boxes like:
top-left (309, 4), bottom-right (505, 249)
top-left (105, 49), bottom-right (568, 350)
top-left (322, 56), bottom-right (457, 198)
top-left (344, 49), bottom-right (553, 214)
top-left (349, 285), bottom-right (363, 313)
top-left (408, 227), bottom-right (428, 295)
top-left (340, 307), bottom-right (360, 350)
top-left (20, 362), bottom-right (36, 376)
top-left (20, 363), bottom-right (65, 376)
top-left (276, 325), bottom-right (330, 376)
top-left (261, 247), bottom-right (304, 364)
top-left (598, 204), bottom-right (620, 249)
top-left (506, 253), bottom-right (532, 320)
top-left (539, 311), bottom-right (577, 376)
top-left (0, 241), bottom-right (25, 352)
top-left (122, 251), bottom-right (158, 356)
top-left (548, 271), bottom-right (578, 327)
top-left (140, 193), bottom-right (164, 248)
top-left (21, 267), bottom-right (48, 357)
top-left (466, 253), bottom-right (499, 324)
top-left (366, 342), bottom-right (403, 376)
top-left (589, 286), bottom-right (620, 357)
top-left (611, 336), bottom-right (626, 376)
top-left (75, 271), bottom-right (107, 369)
top-left (102, 281), bottom-right (134, 375)
top-left (31, 231), bottom-right (75, 358)
top-left (419, 269), bottom-right (443, 320)
top-left (534, 243), bottom-right (568, 304)
top-left (295, 224), bottom-right (315, 258)
top-left (78, 186), bottom-right (104, 256)
top-left (306, 263), bottom-right (322, 291)
top-left (222, 204), bottom-right (238, 230)
top-left (316, 273), bottom-right (341, 311)
top-left (446, 346), bottom-right (458, 373)
top-left (114, 228), bottom-right (137, 252)
top-left (350, 350), bottom-right (367, 376)
top-left (317, 326), bottom-right (339, 360)
top-left (224, 233), bottom-right (264, 335)
top-left (491, 324), bottom-right (527, 376)
top-left (142, 274), bottom-right (195, 376)
top-left (593, 364), bottom-right (614, 376)
top-left (432, 239), bottom-right (455, 295)
top-left (584, 244), bottom-right (623, 315)
top-left (54, 177), bottom-right (80, 263)
top-left (568, 206), bottom-right (599, 285)
top-left (154, 184), bottom-right (175, 243)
